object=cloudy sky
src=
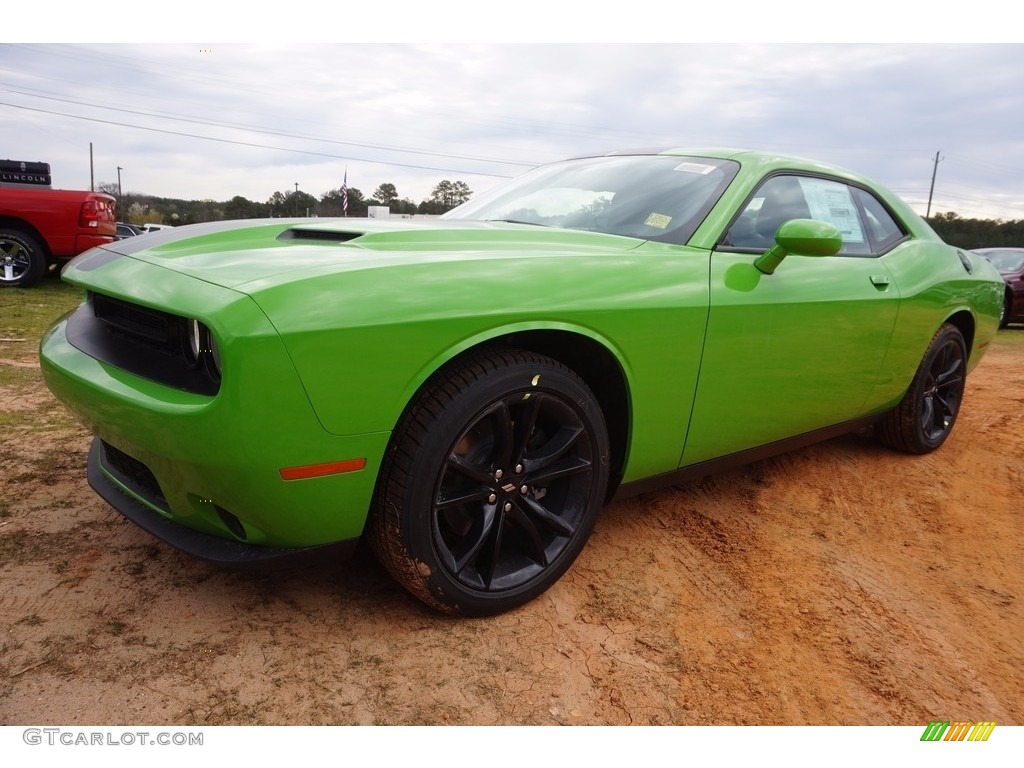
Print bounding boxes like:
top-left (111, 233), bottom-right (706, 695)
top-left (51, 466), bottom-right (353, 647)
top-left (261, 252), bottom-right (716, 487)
top-left (3, 35), bottom-right (1022, 219)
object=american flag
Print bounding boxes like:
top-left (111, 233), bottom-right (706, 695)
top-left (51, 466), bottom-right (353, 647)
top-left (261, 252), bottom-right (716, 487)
top-left (342, 169), bottom-right (348, 216)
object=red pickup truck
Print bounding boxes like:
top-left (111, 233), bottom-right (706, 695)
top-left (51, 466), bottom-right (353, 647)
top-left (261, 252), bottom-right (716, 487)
top-left (1, 161), bottom-right (117, 287)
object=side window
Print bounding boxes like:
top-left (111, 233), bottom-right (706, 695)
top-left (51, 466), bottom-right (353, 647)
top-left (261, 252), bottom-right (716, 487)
top-left (852, 187), bottom-right (906, 252)
top-left (725, 175), bottom-right (874, 255)
top-left (725, 176), bottom-right (809, 250)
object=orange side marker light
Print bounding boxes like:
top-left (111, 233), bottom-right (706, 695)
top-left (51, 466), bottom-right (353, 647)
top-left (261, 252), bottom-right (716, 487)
top-left (280, 458), bottom-right (367, 481)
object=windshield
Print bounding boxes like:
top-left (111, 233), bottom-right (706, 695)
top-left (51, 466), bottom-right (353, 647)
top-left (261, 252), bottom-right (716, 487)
top-left (444, 154), bottom-right (740, 245)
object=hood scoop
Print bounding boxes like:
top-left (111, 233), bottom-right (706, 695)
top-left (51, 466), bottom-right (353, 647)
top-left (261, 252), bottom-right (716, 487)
top-left (278, 228), bottom-right (364, 243)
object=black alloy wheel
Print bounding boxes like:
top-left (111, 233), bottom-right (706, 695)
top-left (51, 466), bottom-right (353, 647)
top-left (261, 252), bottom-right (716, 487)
top-left (918, 334), bottom-right (965, 443)
top-left (370, 349), bottom-right (609, 615)
top-left (878, 324), bottom-right (966, 454)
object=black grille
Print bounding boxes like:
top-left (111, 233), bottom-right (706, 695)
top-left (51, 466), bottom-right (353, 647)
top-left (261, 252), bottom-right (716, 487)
top-left (93, 293), bottom-right (180, 346)
top-left (100, 441), bottom-right (168, 510)
top-left (64, 296), bottom-right (220, 395)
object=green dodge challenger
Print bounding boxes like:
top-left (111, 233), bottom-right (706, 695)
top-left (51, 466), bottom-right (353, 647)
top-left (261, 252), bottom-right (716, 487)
top-left (39, 149), bottom-right (1004, 614)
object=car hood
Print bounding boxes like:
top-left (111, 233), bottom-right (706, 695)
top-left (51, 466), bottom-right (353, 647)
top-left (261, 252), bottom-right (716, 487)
top-left (84, 218), bottom-right (644, 291)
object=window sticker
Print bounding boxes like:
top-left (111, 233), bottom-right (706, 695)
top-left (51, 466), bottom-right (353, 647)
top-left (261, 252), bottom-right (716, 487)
top-left (645, 212), bottom-right (673, 229)
top-left (674, 162), bottom-right (717, 175)
top-left (797, 178), bottom-right (865, 243)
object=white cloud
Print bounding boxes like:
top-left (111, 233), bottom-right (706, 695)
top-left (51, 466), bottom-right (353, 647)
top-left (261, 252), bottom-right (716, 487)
top-left (1, 42), bottom-right (1021, 219)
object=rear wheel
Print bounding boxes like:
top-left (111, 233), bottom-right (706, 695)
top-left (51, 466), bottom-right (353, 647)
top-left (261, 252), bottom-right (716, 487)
top-left (370, 349), bottom-right (609, 615)
top-left (877, 324), bottom-right (966, 454)
top-left (999, 293), bottom-right (1010, 328)
top-left (0, 229), bottom-right (46, 287)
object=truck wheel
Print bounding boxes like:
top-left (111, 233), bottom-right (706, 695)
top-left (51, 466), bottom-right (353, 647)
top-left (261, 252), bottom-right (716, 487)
top-left (0, 229), bottom-right (46, 287)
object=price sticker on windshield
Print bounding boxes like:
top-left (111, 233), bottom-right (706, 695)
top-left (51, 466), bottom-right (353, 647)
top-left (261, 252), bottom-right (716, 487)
top-left (644, 212), bottom-right (672, 229)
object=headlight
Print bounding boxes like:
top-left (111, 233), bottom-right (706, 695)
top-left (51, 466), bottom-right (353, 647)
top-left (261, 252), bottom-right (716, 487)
top-left (187, 319), bottom-right (203, 363)
top-left (184, 318), bottom-right (221, 381)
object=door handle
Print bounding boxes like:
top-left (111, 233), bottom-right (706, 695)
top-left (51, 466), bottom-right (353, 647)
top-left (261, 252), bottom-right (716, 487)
top-left (870, 274), bottom-right (890, 289)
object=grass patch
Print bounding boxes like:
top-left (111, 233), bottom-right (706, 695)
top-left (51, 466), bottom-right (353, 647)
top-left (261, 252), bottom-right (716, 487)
top-left (1, 279), bottom-right (83, 394)
top-left (0, 364), bottom-right (43, 390)
top-left (0, 279), bottom-right (83, 343)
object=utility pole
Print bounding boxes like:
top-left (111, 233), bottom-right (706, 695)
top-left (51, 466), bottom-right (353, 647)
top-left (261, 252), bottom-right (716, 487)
top-left (926, 151), bottom-right (943, 218)
top-left (89, 143), bottom-right (94, 191)
top-left (117, 166), bottom-right (123, 219)
top-left (294, 182), bottom-right (299, 216)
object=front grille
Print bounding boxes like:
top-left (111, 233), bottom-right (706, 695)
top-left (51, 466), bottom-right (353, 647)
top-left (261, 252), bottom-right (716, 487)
top-left (101, 441), bottom-right (168, 511)
top-left (64, 295), bottom-right (220, 395)
top-left (93, 293), bottom-right (180, 346)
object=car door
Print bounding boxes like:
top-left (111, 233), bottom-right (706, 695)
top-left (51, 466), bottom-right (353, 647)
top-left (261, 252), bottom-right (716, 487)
top-left (680, 174), bottom-right (903, 466)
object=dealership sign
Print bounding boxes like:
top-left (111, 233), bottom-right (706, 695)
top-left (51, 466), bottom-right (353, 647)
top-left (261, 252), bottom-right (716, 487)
top-left (0, 159), bottom-right (52, 187)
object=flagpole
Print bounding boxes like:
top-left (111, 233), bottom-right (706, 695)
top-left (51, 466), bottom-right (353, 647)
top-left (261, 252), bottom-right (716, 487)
top-left (342, 167), bottom-right (348, 217)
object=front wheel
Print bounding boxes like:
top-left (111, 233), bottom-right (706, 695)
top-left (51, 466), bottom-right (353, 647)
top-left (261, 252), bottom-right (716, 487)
top-left (0, 229), bottom-right (46, 287)
top-left (370, 349), bottom-right (610, 615)
top-left (877, 323), bottom-right (967, 454)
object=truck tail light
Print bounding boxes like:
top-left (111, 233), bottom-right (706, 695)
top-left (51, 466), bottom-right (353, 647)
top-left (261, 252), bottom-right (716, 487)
top-left (80, 200), bottom-right (101, 228)
top-left (79, 199), bottom-right (115, 228)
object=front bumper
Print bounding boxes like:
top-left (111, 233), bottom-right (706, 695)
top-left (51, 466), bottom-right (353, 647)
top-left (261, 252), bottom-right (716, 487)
top-left (87, 439), bottom-right (358, 566)
top-left (41, 296), bottom-right (391, 552)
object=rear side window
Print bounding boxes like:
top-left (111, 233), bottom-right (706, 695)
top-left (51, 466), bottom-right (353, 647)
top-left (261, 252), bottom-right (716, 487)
top-left (852, 187), bottom-right (905, 252)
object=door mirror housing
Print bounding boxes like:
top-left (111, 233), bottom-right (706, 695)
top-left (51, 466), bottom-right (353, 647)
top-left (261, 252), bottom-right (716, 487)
top-left (754, 219), bottom-right (843, 275)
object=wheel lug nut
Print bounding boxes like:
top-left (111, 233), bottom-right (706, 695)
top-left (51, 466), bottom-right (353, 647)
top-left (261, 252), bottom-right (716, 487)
top-left (488, 493), bottom-right (497, 504)
top-left (503, 502), bottom-right (512, 512)
top-left (515, 464), bottom-right (523, 474)
top-left (494, 469), bottom-right (503, 480)
top-left (520, 485), bottom-right (528, 494)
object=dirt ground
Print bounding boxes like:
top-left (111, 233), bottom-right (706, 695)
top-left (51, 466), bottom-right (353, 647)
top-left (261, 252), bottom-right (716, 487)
top-left (1, 330), bottom-right (1021, 726)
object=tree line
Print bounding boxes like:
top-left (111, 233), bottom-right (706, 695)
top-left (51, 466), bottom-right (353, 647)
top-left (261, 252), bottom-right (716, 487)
top-left (98, 179), bottom-right (473, 227)
top-left (924, 212), bottom-right (1024, 250)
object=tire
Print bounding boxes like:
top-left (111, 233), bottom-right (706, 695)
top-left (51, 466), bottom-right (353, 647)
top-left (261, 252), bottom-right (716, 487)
top-left (877, 324), bottom-right (966, 454)
top-left (369, 349), bottom-right (610, 615)
top-left (999, 293), bottom-right (1010, 328)
top-left (0, 229), bottom-right (47, 287)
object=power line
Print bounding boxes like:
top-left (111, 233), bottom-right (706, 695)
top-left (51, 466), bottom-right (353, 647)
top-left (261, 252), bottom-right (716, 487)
top-left (0, 101), bottom-right (518, 179)
top-left (0, 84), bottom-right (538, 169)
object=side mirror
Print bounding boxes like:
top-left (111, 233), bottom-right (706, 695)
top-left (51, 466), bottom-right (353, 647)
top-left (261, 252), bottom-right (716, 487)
top-left (753, 219), bottom-right (843, 275)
